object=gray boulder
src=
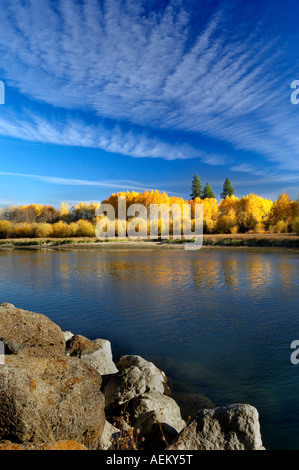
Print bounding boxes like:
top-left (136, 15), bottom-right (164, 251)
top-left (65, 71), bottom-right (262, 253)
top-left (97, 419), bottom-right (139, 451)
top-left (103, 355), bottom-right (170, 410)
top-left (66, 334), bottom-right (118, 375)
top-left (63, 331), bottom-right (74, 342)
top-left (167, 404), bottom-right (265, 450)
top-left (103, 366), bottom-right (147, 409)
top-left (132, 392), bottom-right (186, 433)
top-left (132, 392), bottom-right (186, 450)
top-left (97, 420), bottom-right (120, 450)
top-left (117, 355), bottom-right (169, 395)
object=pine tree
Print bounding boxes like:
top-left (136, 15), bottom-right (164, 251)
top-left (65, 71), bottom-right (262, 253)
top-left (220, 178), bottom-right (235, 199)
top-left (190, 174), bottom-right (203, 199)
top-left (203, 182), bottom-right (215, 199)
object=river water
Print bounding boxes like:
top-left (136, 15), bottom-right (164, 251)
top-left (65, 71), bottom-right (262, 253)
top-left (0, 247), bottom-right (299, 449)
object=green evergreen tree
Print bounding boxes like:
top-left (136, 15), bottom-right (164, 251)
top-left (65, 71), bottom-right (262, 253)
top-left (190, 174), bottom-right (203, 199)
top-left (220, 178), bottom-right (235, 199)
top-left (203, 182), bottom-right (215, 199)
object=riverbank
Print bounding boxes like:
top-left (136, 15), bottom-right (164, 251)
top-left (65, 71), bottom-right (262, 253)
top-left (0, 303), bottom-right (265, 451)
top-left (0, 233), bottom-right (298, 250)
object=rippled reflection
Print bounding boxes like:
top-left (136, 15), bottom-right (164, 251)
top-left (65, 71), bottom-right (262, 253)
top-left (0, 248), bottom-right (298, 450)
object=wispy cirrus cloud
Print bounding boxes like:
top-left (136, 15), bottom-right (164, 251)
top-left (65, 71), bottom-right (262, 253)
top-left (0, 105), bottom-right (205, 160)
top-left (0, 170), bottom-right (163, 193)
top-left (230, 162), bottom-right (299, 187)
top-left (0, 0), bottom-right (297, 176)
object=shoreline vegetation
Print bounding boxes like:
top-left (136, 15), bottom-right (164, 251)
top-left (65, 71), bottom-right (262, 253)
top-left (0, 190), bottom-right (298, 258)
top-left (0, 233), bottom-right (298, 250)
top-left (0, 192), bottom-right (298, 243)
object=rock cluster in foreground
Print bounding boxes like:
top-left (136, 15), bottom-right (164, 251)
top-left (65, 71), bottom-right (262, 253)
top-left (0, 303), bottom-right (265, 451)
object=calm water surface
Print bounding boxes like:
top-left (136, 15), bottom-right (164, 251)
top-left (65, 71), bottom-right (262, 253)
top-left (0, 248), bottom-right (299, 450)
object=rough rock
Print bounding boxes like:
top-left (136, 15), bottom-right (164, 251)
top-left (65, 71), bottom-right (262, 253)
top-left (97, 420), bottom-right (120, 450)
top-left (103, 366), bottom-right (147, 409)
top-left (132, 392), bottom-right (185, 450)
top-left (0, 441), bottom-right (87, 450)
top-left (66, 334), bottom-right (118, 375)
top-left (117, 355), bottom-right (169, 395)
top-left (0, 303), bottom-right (65, 357)
top-left (0, 440), bottom-right (87, 450)
top-left (103, 356), bottom-right (171, 411)
top-left (66, 334), bottom-right (96, 355)
top-left (0, 355), bottom-right (105, 449)
top-left (97, 419), bottom-right (139, 451)
top-left (63, 331), bottom-right (74, 342)
top-left (44, 441), bottom-right (87, 450)
top-left (132, 392), bottom-right (186, 432)
top-left (167, 404), bottom-right (265, 450)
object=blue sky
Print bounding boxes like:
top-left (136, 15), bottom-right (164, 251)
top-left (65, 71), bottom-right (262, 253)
top-left (0, 0), bottom-right (298, 207)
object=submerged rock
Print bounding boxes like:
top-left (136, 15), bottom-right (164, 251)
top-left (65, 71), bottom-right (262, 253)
top-left (171, 392), bottom-right (215, 422)
top-left (167, 404), bottom-right (265, 450)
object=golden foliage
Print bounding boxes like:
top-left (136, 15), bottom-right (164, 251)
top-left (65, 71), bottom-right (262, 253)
top-left (237, 194), bottom-right (273, 233)
top-left (266, 193), bottom-right (298, 232)
top-left (0, 191), bottom-right (298, 238)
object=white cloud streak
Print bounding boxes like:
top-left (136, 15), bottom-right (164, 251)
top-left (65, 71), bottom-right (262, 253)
top-left (0, 0), bottom-right (297, 171)
top-left (0, 107), bottom-right (204, 160)
top-left (0, 170), bottom-right (163, 192)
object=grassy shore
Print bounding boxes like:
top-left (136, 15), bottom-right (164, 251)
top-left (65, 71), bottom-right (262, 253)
top-left (0, 233), bottom-right (298, 250)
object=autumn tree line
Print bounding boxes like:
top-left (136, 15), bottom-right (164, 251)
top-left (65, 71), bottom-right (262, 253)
top-left (0, 178), bottom-right (298, 239)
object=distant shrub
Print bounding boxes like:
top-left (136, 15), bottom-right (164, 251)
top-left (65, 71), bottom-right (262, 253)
top-left (67, 222), bottom-right (79, 237)
top-left (237, 212), bottom-right (258, 233)
top-left (216, 215), bottom-right (238, 234)
top-left (10, 222), bottom-right (36, 238)
top-left (51, 221), bottom-right (70, 238)
top-left (74, 219), bottom-right (95, 237)
top-left (273, 220), bottom-right (289, 233)
top-left (194, 198), bottom-right (219, 234)
top-left (216, 196), bottom-right (239, 234)
top-left (0, 220), bottom-right (13, 238)
top-left (265, 193), bottom-right (295, 232)
top-left (291, 217), bottom-right (299, 234)
top-left (35, 223), bottom-right (53, 238)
